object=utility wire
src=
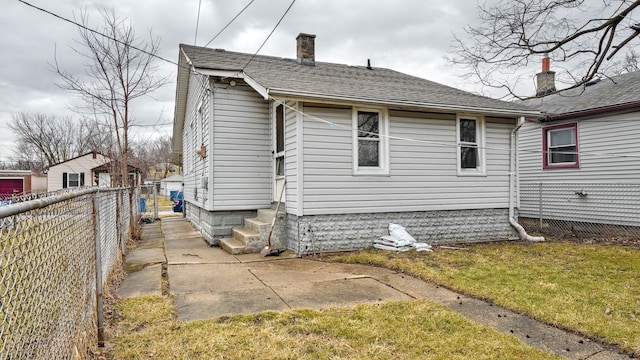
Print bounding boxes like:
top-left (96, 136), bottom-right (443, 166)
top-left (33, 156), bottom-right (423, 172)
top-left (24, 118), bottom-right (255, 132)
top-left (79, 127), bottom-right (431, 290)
top-left (194, 0), bottom-right (202, 45)
top-left (203, 0), bottom-right (256, 48)
top-left (18, 0), bottom-right (180, 68)
top-left (242, 0), bottom-right (296, 70)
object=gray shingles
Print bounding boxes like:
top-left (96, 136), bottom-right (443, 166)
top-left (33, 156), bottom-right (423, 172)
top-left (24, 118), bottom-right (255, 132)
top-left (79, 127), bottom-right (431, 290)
top-left (181, 44), bottom-right (534, 114)
top-left (522, 71), bottom-right (640, 116)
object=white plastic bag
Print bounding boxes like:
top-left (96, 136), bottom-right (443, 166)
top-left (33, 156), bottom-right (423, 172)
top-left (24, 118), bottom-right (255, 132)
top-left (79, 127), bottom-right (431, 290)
top-left (388, 223), bottom-right (416, 245)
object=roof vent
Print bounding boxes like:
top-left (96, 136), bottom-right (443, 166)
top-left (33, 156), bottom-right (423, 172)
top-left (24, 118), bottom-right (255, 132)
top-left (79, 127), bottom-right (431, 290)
top-left (296, 33), bottom-right (316, 66)
top-left (585, 78), bottom-right (601, 87)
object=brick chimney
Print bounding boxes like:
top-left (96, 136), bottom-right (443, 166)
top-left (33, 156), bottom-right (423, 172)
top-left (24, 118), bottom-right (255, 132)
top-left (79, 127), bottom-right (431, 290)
top-left (296, 33), bottom-right (316, 66)
top-left (535, 54), bottom-right (556, 96)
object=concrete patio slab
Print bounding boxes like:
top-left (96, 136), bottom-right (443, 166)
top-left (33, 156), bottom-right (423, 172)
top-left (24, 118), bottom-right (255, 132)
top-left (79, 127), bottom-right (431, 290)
top-left (117, 264), bottom-right (162, 299)
top-left (166, 247), bottom-right (240, 265)
top-left (174, 288), bottom-right (288, 322)
top-left (168, 263), bottom-right (261, 293)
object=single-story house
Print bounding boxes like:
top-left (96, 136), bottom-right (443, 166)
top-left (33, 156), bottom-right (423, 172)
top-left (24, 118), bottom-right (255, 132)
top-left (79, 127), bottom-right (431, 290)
top-left (161, 174), bottom-right (183, 197)
top-left (518, 59), bottom-right (640, 234)
top-left (47, 152), bottom-right (140, 191)
top-left (172, 33), bottom-right (542, 254)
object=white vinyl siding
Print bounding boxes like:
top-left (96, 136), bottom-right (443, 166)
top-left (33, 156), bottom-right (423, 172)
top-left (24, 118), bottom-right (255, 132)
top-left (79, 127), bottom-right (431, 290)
top-left (301, 106), bottom-right (515, 215)
top-left (519, 111), bottom-right (640, 182)
top-left (284, 100), bottom-right (300, 215)
top-left (182, 72), bottom-right (209, 208)
top-left (211, 84), bottom-right (271, 210)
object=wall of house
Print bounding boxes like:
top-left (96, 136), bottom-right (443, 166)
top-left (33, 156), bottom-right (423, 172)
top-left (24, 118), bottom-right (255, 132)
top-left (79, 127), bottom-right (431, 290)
top-left (182, 72), bottom-right (210, 211)
top-left (211, 83), bottom-right (271, 210)
top-left (297, 105), bottom-right (514, 215)
top-left (519, 112), bottom-right (640, 182)
top-left (518, 111), bottom-right (640, 227)
top-left (182, 78), bottom-right (271, 241)
top-left (47, 153), bottom-right (108, 191)
top-left (284, 100), bottom-right (300, 215)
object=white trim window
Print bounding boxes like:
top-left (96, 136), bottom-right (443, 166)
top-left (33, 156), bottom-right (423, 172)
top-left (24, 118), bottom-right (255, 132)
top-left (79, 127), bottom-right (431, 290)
top-left (456, 115), bottom-right (486, 176)
top-left (353, 108), bottom-right (389, 175)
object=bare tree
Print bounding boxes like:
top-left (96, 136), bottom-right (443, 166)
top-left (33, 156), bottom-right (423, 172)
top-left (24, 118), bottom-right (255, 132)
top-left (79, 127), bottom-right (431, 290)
top-left (53, 9), bottom-right (167, 186)
top-left (130, 135), bottom-right (175, 183)
top-left (9, 112), bottom-right (104, 169)
top-left (450, 0), bottom-right (640, 98)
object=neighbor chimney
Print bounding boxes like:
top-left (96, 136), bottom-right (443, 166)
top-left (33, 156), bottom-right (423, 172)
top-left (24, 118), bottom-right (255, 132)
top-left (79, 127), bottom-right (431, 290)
top-left (296, 33), bottom-right (316, 66)
top-left (536, 54), bottom-right (556, 96)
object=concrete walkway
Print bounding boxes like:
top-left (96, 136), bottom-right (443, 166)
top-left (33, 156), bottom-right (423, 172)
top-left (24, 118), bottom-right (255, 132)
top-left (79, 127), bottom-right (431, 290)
top-left (117, 217), bottom-right (629, 360)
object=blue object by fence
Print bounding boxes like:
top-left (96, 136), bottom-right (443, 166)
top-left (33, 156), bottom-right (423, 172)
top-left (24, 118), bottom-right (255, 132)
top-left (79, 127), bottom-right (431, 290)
top-left (140, 198), bottom-right (146, 212)
top-left (169, 190), bottom-right (178, 201)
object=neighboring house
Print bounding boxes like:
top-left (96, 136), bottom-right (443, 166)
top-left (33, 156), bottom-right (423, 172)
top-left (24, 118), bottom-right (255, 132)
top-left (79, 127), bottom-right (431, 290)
top-left (0, 170), bottom-right (47, 198)
top-left (47, 152), bottom-right (109, 192)
top-left (161, 174), bottom-right (183, 197)
top-left (172, 33), bottom-right (541, 254)
top-left (518, 60), bottom-right (640, 232)
top-left (92, 161), bottom-right (142, 188)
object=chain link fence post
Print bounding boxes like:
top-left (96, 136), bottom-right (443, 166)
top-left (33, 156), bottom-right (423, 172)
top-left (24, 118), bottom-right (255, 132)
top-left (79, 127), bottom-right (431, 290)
top-left (93, 192), bottom-right (105, 347)
top-left (538, 182), bottom-right (543, 230)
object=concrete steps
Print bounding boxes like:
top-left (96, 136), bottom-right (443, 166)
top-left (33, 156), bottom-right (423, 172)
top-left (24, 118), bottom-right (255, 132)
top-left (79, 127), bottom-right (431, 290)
top-left (220, 208), bottom-right (279, 255)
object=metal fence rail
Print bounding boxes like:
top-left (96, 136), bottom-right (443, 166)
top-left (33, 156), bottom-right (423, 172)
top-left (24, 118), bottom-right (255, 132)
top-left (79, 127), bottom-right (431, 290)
top-left (519, 182), bottom-right (640, 238)
top-left (0, 188), bottom-right (139, 359)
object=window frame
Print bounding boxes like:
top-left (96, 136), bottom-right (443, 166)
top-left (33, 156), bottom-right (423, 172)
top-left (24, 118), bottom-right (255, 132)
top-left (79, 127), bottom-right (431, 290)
top-left (63, 172), bottom-right (84, 188)
top-left (542, 122), bottom-right (579, 169)
top-left (352, 107), bottom-right (389, 176)
top-left (456, 115), bottom-right (486, 176)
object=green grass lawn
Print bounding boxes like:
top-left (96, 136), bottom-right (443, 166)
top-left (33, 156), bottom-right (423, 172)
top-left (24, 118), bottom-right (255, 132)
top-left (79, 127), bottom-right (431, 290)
top-left (107, 296), bottom-right (558, 359)
top-left (323, 240), bottom-right (640, 355)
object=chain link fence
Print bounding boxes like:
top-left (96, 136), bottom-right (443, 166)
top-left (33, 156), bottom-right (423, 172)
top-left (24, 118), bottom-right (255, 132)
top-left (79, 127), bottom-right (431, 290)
top-left (0, 187), bottom-right (139, 359)
top-left (519, 182), bottom-right (640, 239)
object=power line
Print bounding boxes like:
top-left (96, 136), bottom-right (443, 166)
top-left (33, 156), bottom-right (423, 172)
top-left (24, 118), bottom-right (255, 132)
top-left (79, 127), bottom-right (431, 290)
top-left (242, 0), bottom-right (296, 70)
top-left (18, 0), bottom-right (181, 68)
top-left (203, 0), bottom-right (256, 48)
top-left (194, 0), bottom-right (202, 45)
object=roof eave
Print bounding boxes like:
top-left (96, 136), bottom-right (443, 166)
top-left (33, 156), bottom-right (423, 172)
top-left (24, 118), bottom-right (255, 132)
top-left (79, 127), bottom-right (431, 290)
top-left (172, 48), bottom-right (191, 153)
top-left (195, 68), bottom-right (269, 100)
top-left (542, 100), bottom-right (640, 121)
top-left (268, 88), bottom-right (540, 117)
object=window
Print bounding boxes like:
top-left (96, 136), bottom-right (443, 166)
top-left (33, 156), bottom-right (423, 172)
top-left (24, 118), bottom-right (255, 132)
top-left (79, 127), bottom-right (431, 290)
top-left (456, 116), bottom-right (485, 176)
top-left (62, 172), bottom-right (84, 188)
top-left (353, 108), bottom-right (388, 175)
top-left (543, 123), bottom-right (579, 169)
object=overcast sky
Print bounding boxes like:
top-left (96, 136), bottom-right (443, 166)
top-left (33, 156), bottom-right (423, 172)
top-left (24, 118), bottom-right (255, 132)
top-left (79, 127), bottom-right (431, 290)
top-left (0, 0), bottom-right (543, 165)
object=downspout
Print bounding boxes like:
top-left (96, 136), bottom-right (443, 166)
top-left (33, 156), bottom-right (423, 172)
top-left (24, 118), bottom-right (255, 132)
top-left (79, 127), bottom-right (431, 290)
top-left (509, 117), bottom-right (545, 242)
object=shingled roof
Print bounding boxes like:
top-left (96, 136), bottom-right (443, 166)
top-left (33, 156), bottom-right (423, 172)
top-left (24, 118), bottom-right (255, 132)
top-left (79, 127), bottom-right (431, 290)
top-left (178, 44), bottom-right (536, 116)
top-left (522, 70), bottom-right (640, 120)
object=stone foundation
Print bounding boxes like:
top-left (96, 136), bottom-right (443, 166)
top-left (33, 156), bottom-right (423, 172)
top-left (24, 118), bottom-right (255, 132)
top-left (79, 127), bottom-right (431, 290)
top-left (287, 208), bottom-right (517, 254)
top-left (185, 204), bottom-right (256, 246)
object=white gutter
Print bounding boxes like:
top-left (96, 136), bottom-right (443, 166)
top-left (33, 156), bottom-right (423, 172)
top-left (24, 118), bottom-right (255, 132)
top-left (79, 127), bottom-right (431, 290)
top-left (509, 117), bottom-right (545, 242)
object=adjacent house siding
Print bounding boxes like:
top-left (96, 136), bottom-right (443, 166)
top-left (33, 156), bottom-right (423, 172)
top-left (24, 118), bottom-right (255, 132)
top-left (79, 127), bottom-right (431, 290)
top-left (300, 106), bottom-right (515, 215)
top-left (519, 111), bottom-right (640, 182)
top-left (211, 84), bottom-right (271, 210)
top-left (518, 112), bottom-right (640, 228)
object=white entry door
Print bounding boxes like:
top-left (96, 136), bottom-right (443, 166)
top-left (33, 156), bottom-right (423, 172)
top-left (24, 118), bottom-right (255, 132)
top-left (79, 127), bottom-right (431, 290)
top-left (274, 104), bottom-right (286, 202)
